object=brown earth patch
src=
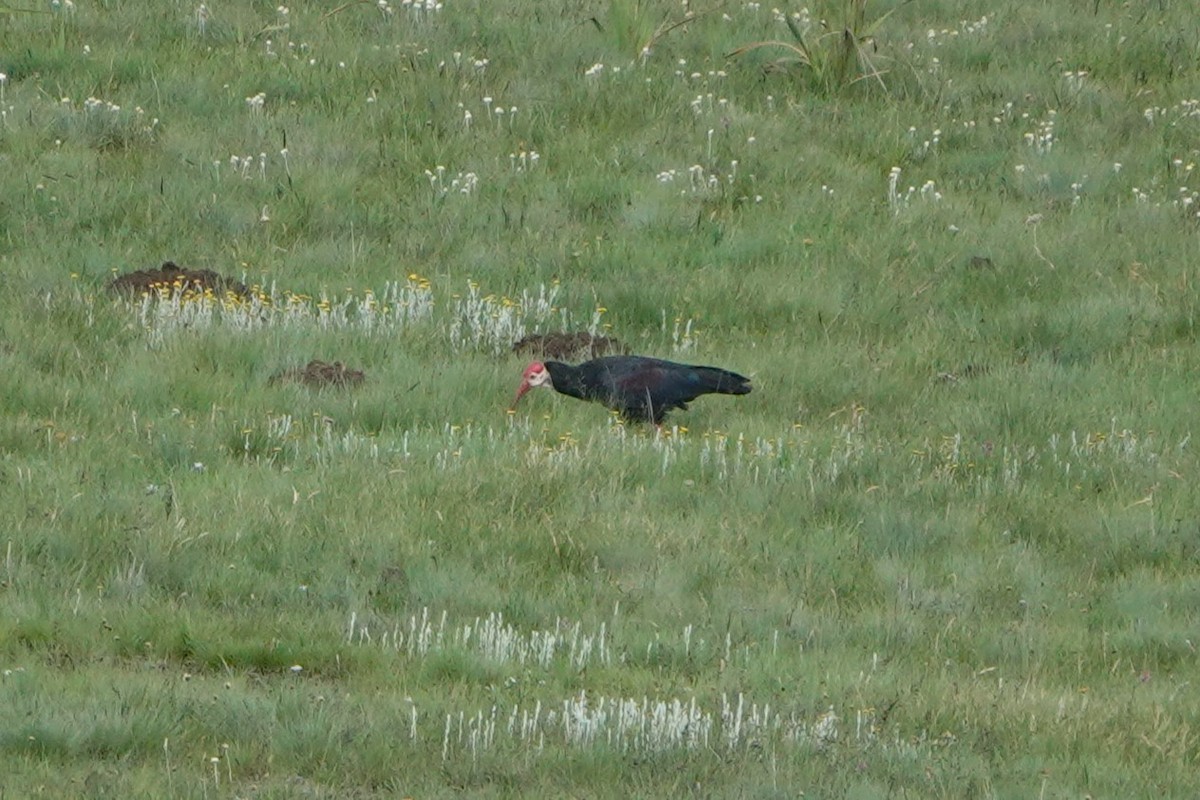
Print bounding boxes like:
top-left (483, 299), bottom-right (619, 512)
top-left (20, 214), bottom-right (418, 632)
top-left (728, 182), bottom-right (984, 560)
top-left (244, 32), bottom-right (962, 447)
top-left (269, 360), bottom-right (366, 389)
top-left (107, 261), bottom-right (249, 298)
top-left (511, 332), bottom-right (626, 362)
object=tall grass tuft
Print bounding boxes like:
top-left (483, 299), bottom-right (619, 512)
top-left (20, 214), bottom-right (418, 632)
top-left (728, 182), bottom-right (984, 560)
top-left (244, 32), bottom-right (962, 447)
top-left (727, 0), bottom-right (908, 95)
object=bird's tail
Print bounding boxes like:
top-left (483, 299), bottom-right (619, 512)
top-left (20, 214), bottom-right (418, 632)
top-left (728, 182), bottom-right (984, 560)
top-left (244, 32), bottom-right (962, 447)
top-left (694, 366), bottom-right (752, 395)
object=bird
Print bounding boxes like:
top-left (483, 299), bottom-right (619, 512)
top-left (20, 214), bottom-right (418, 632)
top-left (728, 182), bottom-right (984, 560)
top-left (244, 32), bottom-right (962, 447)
top-left (511, 355), bottom-right (752, 424)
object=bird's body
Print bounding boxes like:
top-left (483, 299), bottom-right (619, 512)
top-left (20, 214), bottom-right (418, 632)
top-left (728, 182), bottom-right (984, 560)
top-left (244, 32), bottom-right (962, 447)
top-left (513, 355), bottom-right (751, 424)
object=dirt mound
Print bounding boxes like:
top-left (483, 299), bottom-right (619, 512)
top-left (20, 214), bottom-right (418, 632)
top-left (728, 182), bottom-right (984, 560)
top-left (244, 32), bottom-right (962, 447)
top-left (512, 332), bottom-right (626, 362)
top-left (270, 360), bottom-right (366, 389)
top-left (107, 261), bottom-right (249, 298)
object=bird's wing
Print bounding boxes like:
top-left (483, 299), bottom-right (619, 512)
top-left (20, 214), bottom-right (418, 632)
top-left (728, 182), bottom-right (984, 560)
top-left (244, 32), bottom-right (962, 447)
top-left (609, 362), bottom-right (664, 394)
top-left (609, 362), bottom-right (702, 405)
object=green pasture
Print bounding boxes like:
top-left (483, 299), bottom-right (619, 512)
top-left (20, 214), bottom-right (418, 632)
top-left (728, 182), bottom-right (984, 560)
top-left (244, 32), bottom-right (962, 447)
top-left (1, 1), bottom-right (1199, 796)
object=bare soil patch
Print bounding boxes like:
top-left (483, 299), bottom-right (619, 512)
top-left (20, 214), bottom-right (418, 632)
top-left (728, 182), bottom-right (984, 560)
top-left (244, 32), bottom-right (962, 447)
top-left (107, 261), bottom-right (249, 298)
top-left (269, 360), bottom-right (366, 389)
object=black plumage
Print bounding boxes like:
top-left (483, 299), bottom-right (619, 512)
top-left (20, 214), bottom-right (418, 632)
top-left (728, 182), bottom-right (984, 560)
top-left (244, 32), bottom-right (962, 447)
top-left (514, 355), bottom-right (751, 424)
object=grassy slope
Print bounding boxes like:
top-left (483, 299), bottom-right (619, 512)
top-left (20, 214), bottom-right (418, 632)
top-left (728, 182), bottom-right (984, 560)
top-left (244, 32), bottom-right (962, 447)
top-left (2, 0), bottom-right (1199, 796)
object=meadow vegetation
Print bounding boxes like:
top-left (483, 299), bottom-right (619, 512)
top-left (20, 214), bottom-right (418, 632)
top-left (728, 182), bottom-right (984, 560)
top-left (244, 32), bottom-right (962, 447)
top-left (2, 0), bottom-right (1200, 796)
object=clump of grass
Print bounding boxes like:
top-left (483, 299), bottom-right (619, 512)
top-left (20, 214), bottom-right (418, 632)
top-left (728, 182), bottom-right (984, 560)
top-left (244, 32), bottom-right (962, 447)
top-left (727, 0), bottom-right (906, 95)
top-left (130, 277), bottom-right (435, 346)
top-left (597, 0), bottom-right (698, 62)
top-left (347, 608), bottom-right (612, 668)
top-left (50, 96), bottom-right (160, 151)
top-left (343, 608), bottom-right (865, 762)
top-left (433, 690), bottom-right (850, 761)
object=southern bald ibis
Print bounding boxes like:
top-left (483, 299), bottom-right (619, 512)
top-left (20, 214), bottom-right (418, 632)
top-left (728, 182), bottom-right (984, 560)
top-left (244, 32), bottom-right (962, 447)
top-left (512, 355), bottom-right (751, 424)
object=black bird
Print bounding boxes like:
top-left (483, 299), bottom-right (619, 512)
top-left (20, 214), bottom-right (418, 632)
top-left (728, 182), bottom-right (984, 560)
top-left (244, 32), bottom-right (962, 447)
top-left (512, 355), bottom-right (752, 424)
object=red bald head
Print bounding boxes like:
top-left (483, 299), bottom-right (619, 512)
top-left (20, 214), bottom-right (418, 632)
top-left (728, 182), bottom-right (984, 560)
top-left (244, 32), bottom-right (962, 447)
top-left (511, 361), bottom-right (552, 408)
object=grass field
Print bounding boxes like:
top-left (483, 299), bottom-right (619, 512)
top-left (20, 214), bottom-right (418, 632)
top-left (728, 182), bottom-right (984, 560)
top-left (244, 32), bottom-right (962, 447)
top-left (2, 0), bottom-right (1200, 796)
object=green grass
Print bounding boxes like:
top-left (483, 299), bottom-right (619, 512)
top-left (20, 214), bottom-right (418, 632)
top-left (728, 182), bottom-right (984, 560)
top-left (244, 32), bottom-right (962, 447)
top-left (2, 0), bottom-right (1200, 796)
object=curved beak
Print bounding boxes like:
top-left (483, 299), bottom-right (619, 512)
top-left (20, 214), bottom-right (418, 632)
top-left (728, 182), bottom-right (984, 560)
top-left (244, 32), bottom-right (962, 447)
top-left (510, 378), bottom-right (532, 410)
